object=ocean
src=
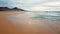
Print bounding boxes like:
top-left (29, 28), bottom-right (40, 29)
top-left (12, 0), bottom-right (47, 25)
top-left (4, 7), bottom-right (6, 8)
top-left (8, 11), bottom-right (60, 21)
top-left (31, 11), bottom-right (60, 21)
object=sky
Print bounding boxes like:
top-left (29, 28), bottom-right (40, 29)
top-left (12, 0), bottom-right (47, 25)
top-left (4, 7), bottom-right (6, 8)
top-left (0, 0), bottom-right (60, 11)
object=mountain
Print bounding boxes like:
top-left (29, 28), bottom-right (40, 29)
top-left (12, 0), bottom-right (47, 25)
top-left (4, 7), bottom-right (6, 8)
top-left (11, 7), bottom-right (25, 11)
top-left (0, 7), bottom-right (10, 11)
top-left (0, 7), bottom-right (25, 11)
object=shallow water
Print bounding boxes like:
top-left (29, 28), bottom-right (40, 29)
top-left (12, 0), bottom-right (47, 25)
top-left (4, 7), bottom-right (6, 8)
top-left (32, 11), bottom-right (60, 21)
top-left (8, 11), bottom-right (60, 21)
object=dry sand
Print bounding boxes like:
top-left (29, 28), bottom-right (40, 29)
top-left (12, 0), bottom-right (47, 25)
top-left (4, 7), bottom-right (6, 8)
top-left (0, 11), bottom-right (24, 34)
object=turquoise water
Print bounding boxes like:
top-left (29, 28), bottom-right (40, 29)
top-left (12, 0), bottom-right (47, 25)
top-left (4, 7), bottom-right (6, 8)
top-left (31, 11), bottom-right (60, 21)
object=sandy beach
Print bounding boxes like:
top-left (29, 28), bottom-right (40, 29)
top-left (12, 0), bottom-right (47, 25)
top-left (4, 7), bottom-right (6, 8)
top-left (0, 11), bottom-right (24, 34)
top-left (0, 11), bottom-right (60, 34)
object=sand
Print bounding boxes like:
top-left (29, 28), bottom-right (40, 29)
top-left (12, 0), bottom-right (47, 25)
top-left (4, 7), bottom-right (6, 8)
top-left (0, 11), bottom-right (24, 34)
top-left (0, 11), bottom-right (60, 34)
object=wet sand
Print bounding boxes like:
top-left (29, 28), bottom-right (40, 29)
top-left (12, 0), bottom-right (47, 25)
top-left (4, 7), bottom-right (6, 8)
top-left (0, 11), bottom-right (60, 34)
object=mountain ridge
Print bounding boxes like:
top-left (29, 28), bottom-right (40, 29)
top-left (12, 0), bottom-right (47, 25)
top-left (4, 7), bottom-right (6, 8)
top-left (0, 7), bottom-right (25, 11)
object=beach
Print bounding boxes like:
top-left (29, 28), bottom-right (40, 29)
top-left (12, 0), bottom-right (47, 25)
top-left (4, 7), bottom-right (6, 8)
top-left (0, 11), bottom-right (24, 34)
top-left (0, 11), bottom-right (60, 34)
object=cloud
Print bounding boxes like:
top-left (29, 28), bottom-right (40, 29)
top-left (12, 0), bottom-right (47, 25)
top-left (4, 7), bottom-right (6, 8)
top-left (42, 1), bottom-right (60, 7)
top-left (28, 1), bottom-right (60, 11)
top-left (0, 0), bottom-right (60, 11)
top-left (0, 0), bottom-right (47, 8)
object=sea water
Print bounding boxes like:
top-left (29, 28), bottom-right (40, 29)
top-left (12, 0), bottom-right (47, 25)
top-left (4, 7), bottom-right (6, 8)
top-left (8, 11), bottom-right (60, 21)
top-left (31, 11), bottom-right (60, 21)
